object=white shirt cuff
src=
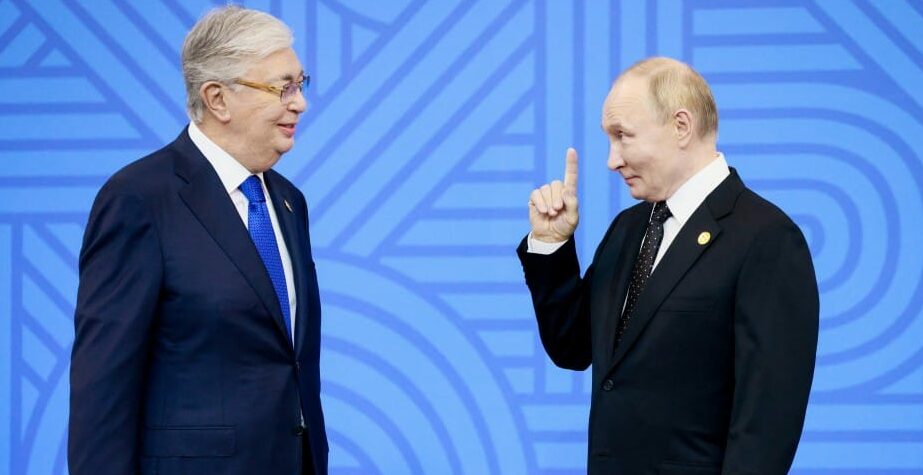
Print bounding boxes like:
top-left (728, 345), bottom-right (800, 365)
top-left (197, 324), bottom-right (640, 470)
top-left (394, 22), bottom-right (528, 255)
top-left (527, 232), bottom-right (567, 255)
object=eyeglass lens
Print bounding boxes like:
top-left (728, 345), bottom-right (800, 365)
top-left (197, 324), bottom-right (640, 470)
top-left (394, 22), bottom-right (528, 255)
top-left (281, 76), bottom-right (310, 101)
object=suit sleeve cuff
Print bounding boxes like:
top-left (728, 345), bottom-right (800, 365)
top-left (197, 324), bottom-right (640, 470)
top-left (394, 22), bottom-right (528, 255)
top-left (527, 232), bottom-right (568, 254)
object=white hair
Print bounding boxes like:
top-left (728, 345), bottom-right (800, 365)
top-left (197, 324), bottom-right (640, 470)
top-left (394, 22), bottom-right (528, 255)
top-left (182, 6), bottom-right (293, 122)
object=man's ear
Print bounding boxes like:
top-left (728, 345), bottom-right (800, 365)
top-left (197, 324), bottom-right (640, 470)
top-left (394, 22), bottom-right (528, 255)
top-left (674, 108), bottom-right (693, 147)
top-left (200, 81), bottom-right (231, 123)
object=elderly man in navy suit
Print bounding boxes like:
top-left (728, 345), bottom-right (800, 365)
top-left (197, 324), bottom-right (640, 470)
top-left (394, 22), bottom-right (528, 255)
top-left (69, 6), bottom-right (327, 474)
top-left (519, 57), bottom-right (819, 474)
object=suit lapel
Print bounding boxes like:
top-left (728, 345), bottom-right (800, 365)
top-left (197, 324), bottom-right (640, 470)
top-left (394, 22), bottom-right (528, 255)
top-left (594, 205), bottom-right (649, 360)
top-left (606, 171), bottom-right (744, 374)
top-left (264, 171), bottom-right (311, 357)
top-left (172, 131), bottom-right (293, 350)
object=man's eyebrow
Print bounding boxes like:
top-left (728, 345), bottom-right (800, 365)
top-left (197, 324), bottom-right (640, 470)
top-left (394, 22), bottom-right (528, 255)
top-left (269, 70), bottom-right (305, 82)
top-left (602, 121), bottom-right (620, 133)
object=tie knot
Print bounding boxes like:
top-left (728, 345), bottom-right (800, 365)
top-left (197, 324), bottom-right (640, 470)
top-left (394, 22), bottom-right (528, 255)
top-left (651, 201), bottom-right (671, 224)
top-left (239, 175), bottom-right (266, 204)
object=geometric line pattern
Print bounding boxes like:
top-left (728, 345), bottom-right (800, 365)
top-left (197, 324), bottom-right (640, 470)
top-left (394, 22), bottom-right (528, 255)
top-left (1, 1), bottom-right (922, 473)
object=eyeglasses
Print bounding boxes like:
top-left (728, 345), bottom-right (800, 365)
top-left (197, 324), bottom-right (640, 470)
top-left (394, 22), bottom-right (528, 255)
top-left (234, 75), bottom-right (310, 103)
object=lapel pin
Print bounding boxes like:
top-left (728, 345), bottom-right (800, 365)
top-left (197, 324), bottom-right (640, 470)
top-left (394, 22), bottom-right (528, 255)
top-left (697, 231), bottom-right (711, 246)
top-left (284, 199), bottom-right (293, 213)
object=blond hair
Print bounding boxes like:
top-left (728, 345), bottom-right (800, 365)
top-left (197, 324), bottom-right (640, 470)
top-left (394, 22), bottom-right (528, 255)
top-left (182, 6), bottom-right (293, 122)
top-left (622, 57), bottom-right (718, 138)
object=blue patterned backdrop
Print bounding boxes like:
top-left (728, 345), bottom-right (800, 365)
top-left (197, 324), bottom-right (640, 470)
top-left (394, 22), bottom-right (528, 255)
top-left (2, 0), bottom-right (922, 473)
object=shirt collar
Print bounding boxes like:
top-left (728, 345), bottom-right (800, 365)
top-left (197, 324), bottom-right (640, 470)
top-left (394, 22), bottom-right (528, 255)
top-left (664, 152), bottom-right (730, 226)
top-left (187, 121), bottom-right (264, 193)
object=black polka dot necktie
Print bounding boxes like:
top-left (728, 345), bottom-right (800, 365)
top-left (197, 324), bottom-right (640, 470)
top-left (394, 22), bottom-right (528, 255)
top-left (615, 201), bottom-right (672, 348)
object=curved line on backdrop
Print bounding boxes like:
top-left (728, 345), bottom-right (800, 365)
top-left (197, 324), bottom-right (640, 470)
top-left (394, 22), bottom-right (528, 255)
top-left (316, 255), bottom-right (531, 473)
top-left (326, 427), bottom-right (385, 475)
top-left (750, 178), bottom-right (864, 322)
top-left (320, 290), bottom-right (503, 474)
top-left (323, 335), bottom-right (462, 474)
top-left (323, 382), bottom-right (422, 474)
top-left (691, 117), bottom-right (923, 396)
top-left (315, 250), bottom-right (534, 472)
top-left (720, 122), bottom-right (917, 368)
top-left (789, 213), bottom-right (826, 265)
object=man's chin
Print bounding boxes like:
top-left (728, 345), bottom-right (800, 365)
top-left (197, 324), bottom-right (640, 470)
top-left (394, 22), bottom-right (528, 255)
top-left (250, 154), bottom-right (283, 173)
top-left (275, 140), bottom-right (295, 156)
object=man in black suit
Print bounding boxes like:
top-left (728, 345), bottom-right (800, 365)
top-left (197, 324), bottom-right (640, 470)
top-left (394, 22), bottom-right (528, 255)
top-left (518, 57), bottom-right (818, 474)
top-left (69, 6), bottom-right (327, 474)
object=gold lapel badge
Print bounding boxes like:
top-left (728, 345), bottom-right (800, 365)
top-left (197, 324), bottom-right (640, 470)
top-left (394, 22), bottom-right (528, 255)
top-left (284, 200), bottom-right (293, 213)
top-left (697, 231), bottom-right (711, 246)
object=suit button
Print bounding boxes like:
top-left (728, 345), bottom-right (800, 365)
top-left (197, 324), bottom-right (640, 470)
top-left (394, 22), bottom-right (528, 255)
top-left (293, 424), bottom-right (305, 436)
top-left (601, 379), bottom-right (614, 391)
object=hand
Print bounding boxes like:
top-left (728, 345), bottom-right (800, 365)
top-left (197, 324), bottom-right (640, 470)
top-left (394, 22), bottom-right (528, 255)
top-left (529, 148), bottom-right (579, 242)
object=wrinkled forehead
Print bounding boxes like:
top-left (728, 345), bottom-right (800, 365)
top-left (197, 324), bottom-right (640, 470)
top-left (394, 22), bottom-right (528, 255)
top-left (602, 75), bottom-right (651, 125)
top-left (243, 47), bottom-right (304, 81)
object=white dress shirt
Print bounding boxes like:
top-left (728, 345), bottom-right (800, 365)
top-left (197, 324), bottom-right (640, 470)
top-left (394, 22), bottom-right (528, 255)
top-left (528, 153), bottom-right (731, 274)
top-left (188, 121), bottom-right (297, 342)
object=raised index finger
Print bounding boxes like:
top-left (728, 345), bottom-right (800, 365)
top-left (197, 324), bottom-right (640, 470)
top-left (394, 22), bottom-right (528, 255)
top-left (563, 147), bottom-right (578, 189)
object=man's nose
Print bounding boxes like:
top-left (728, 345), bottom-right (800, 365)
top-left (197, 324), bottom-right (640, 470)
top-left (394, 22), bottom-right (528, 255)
top-left (607, 145), bottom-right (623, 171)
top-left (288, 89), bottom-right (307, 113)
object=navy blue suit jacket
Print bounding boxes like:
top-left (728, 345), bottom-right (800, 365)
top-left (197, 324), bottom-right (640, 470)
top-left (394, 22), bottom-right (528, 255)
top-left (70, 128), bottom-right (328, 474)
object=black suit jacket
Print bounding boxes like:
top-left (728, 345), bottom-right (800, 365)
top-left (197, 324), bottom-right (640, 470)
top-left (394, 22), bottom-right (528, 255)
top-left (70, 128), bottom-right (328, 475)
top-left (518, 171), bottom-right (818, 475)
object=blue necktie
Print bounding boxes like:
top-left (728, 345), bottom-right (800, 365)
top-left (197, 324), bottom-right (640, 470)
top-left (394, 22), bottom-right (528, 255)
top-left (239, 175), bottom-right (291, 341)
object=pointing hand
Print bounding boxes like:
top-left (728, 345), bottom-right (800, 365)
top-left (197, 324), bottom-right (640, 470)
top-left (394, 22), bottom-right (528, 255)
top-left (529, 148), bottom-right (580, 242)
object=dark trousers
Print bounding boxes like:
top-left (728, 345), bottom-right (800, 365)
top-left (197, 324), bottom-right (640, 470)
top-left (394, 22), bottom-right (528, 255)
top-left (301, 434), bottom-right (315, 475)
